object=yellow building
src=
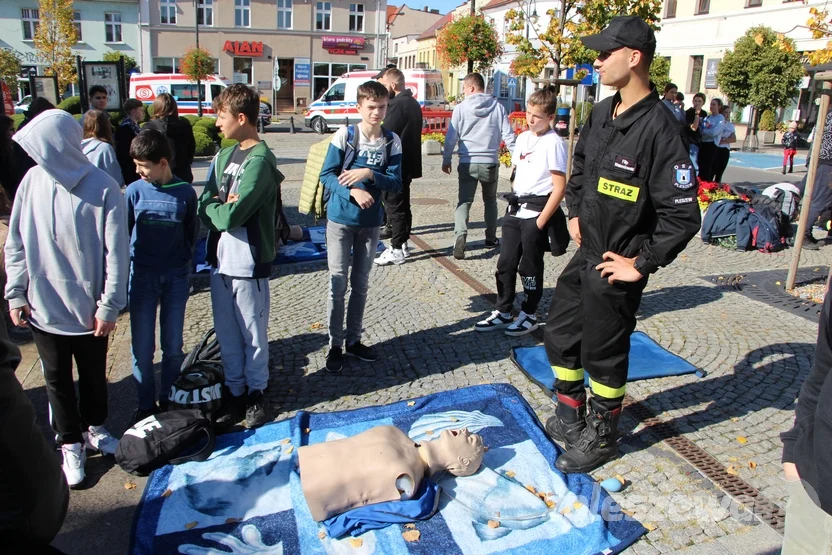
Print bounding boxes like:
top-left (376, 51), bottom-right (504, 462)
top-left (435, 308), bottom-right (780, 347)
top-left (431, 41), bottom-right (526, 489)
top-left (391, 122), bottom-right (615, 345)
top-left (415, 2), bottom-right (476, 100)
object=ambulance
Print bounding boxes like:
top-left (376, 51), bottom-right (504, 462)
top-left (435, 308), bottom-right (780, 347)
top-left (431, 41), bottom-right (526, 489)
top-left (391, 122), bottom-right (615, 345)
top-left (129, 73), bottom-right (231, 116)
top-left (304, 69), bottom-right (445, 134)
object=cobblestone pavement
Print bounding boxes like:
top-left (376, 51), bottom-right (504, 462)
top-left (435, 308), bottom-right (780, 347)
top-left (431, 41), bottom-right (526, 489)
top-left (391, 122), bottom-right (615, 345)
top-left (33, 128), bottom-right (825, 553)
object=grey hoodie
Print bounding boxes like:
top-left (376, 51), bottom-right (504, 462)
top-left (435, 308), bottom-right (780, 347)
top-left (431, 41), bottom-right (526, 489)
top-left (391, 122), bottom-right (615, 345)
top-left (81, 137), bottom-right (124, 186)
top-left (442, 93), bottom-right (516, 165)
top-left (7, 109), bottom-right (129, 335)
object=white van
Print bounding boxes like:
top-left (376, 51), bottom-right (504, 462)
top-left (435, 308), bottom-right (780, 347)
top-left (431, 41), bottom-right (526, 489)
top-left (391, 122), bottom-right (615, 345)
top-left (304, 69), bottom-right (445, 133)
top-left (129, 73), bottom-right (230, 116)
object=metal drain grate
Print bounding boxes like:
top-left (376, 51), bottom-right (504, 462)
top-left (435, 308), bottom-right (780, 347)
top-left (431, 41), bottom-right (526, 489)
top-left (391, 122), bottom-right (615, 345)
top-left (624, 397), bottom-right (786, 532)
top-left (703, 267), bottom-right (828, 322)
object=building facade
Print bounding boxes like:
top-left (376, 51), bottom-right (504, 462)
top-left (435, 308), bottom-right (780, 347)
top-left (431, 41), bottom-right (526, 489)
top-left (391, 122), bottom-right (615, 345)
top-left (0, 0), bottom-right (141, 100)
top-left (140, 0), bottom-right (387, 112)
top-left (657, 0), bottom-right (827, 123)
top-left (383, 4), bottom-right (442, 65)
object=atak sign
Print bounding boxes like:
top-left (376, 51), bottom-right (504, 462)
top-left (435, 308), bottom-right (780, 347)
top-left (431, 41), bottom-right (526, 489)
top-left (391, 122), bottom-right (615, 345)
top-left (321, 36), bottom-right (365, 55)
top-left (223, 41), bottom-right (264, 56)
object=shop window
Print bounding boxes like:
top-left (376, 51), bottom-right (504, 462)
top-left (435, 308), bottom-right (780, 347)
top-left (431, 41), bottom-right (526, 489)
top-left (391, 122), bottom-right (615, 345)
top-left (233, 57), bottom-right (253, 85)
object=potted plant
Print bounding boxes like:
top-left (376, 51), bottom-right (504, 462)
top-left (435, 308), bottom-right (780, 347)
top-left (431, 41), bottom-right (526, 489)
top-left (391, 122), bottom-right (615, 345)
top-left (759, 110), bottom-right (776, 145)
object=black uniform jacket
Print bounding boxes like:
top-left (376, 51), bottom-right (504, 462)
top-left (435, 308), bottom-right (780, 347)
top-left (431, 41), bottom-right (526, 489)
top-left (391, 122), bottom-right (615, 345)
top-left (382, 89), bottom-right (423, 180)
top-left (566, 87), bottom-right (701, 275)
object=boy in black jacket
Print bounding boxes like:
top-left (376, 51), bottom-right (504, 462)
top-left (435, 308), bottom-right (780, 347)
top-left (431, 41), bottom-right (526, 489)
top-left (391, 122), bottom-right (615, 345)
top-left (374, 68), bottom-right (423, 265)
top-left (780, 286), bottom-right (832, 553)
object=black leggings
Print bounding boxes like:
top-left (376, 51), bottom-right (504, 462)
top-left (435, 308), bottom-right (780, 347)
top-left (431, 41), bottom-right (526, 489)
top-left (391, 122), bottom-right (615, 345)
top-left (698, 142), bottom-right (718, 181)
top-left (714, 147), bottom-right (730, 183)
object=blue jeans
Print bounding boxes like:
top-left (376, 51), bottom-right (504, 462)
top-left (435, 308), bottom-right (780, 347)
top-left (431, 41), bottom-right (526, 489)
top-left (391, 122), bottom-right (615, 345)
top-left (130, 265), bottom-right (190, 410)
top-left (326, 221), bottom-right (380, 348)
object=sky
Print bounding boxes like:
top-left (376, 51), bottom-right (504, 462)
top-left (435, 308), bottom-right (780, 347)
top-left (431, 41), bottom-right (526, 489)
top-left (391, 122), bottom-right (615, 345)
top-left (401, 0), bottom-right (465, 15)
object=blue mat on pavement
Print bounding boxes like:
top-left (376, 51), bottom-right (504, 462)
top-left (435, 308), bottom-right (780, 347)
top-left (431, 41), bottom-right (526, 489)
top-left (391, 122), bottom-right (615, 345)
top-left (130, 384), bottom-right (647, 555)
top-left (193, 225), bottom-right (385, 270)
top-left (511, 331), bottom-right (702, 392)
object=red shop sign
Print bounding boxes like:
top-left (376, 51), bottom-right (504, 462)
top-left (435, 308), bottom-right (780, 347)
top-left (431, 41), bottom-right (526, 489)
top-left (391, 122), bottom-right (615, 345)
top-left (223, 41), bottom-right (264, 56)
top-left (321, 36), bottom-right (365, 50)
top-left (327, 48), bottom-right (358, 55)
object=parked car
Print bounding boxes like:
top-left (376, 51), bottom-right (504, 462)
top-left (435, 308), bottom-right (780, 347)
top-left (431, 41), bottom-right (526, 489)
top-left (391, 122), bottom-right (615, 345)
top-left (14, 95), bottom-right (32, 114)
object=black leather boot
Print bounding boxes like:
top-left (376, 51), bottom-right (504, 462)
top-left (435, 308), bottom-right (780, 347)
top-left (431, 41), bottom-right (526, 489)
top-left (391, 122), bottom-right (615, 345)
top-left (782, 165), bottom-right (787, 175)
top-left (544, 393), bottom-right (586, 450)
top-left (555, 399), bottom-right (621, 474)
top-left (789, 161), bottom-right (794, 173)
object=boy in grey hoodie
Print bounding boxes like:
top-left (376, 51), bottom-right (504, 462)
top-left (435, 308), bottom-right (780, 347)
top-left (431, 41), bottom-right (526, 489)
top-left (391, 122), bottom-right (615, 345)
top-left (442, 73), bottom-right (516, 259)
top-left (6, 109), bottom-right (129, 489)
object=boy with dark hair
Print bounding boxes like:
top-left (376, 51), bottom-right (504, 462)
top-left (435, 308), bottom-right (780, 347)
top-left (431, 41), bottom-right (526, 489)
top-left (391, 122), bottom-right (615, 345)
top-left (126, 129), bottom-right (199, 424)
top-left (198, 83), bottom-right (280, 429)
top-left (88, 85), bottom-right (109, 111)
top-left (475, 85), bottom-right (567, 336)
top-left (319, 81), bottom-right (402, 373)
top-left (661, 82), bottom-right (684, 123)
top-left (116, 98), bottom-right (145, 185)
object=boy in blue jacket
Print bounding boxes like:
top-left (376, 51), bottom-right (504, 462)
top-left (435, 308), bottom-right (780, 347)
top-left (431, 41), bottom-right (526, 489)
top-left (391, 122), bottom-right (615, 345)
top-left (126, 129), bottom-right (198, 424)
top-left (319, 80), bottom-right (402, 373)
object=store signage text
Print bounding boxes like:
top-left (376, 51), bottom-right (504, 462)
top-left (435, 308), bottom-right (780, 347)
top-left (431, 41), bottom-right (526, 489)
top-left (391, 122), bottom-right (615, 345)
top-left (321, 36), bottom-right (365, 55)
top-left (223, 41), bottom-right (264, 57)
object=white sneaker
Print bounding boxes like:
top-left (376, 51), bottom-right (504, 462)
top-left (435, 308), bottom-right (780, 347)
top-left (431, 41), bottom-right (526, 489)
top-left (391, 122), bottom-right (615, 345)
top-left (505, 311), bottom-right (539, 337)
top-left (84, 425), bottom-right (119, 456)
top-left (475, 310), bottom-right (514, 332)
top-left (61, 442), bottom-right (86, 489)
top-left (401, 242), bottom-right (411, 258)
top-left (375, 247), bottom-right (405, 266)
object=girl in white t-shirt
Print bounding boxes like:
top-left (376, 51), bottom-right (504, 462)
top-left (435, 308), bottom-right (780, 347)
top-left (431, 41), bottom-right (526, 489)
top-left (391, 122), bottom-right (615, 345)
top-left (475, 86), bottom-right (568, 336)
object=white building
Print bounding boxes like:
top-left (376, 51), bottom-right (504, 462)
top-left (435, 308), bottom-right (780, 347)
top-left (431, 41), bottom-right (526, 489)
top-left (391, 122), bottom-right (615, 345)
top-left (0, 0), bottom-right (141, 100)
top-left (657, 0), bottom-right (829, 125)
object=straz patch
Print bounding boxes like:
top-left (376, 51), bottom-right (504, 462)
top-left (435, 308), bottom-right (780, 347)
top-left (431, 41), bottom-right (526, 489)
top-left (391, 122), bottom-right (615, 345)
top-left (614, 155), bottom-right (636, 173)
top-left (598, 178), bottom-right (639, 202)
top-left (673, 163), bottom-right (695, 190)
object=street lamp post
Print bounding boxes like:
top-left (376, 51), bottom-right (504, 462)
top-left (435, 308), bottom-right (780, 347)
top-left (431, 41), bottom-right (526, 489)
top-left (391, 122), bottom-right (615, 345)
top-left (518, 0), bottom-right (538, 107)
top-left (193, 0), bottom-right (203, 117)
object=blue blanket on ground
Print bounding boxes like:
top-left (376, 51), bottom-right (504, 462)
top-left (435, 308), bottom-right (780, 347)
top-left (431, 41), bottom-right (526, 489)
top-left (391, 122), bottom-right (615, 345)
top-left (130, 384), bottom-right (646, 555)
top-left (511, 331), bottom-right (702, 393)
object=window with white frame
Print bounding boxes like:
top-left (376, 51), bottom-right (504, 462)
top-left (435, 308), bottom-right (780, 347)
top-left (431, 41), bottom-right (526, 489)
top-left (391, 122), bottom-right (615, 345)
top-left (73, 11), bottom-right (82, 42)
top-left (197, 0), bottom-right (213, 26)
top-left (349, 4), bottom-right (364, 32)
top-left (316, 2), bottom-right (331, 31)
top-left (105, 13), bottom-right (122, 42)
top-left (160, 0), bottom-right (177, 25)
top-left (153, 57), bottom-right (219, 74)
top-left (277, 0), bottom-right (292, 29)
top-left (235, 0), bottom-right (250, 27)
top-left (21, 8), bottom-right (39, 41)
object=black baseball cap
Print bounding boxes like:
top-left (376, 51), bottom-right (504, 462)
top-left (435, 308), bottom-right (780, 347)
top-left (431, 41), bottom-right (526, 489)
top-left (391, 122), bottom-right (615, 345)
top-left (580, 15), bottom-right (656, 56)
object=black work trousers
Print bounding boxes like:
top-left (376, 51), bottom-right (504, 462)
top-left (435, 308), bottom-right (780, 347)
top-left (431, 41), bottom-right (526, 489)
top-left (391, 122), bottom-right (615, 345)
top-left (714, 147), bottom-right (730, 183)
top-left (383, 176), bottom-right (413, 249)
top-left (32, 326), bottom-right (109, 445)
top-left (495, 215), bottom-right (548, 314)
top-left (801, 164), bottom-right (832, 232)
top-left (698, 142), bottom-right (718, 182)
top-left (544, 250), bottom-right (647, 410)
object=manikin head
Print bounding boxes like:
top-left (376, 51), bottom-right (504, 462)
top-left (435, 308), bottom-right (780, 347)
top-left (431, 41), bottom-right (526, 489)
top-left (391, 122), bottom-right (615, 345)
top-left (421, 428), bottom-right (485, 477)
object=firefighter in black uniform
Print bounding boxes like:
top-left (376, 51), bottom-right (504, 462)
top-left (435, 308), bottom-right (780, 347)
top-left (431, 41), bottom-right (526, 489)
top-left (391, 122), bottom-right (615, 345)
top-left (543, 16), bottom-right (701, 473)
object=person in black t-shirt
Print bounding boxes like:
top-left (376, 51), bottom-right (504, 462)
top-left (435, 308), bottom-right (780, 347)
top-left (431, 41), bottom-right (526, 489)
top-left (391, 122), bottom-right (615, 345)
top-left (684, 92), bottom-right (706, 173)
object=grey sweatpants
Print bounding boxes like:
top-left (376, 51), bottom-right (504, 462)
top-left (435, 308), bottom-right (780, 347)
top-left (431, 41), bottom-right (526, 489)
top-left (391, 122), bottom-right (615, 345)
top-left (326, 221), bottom-right (380, 349)
top-left (210, 270), bottom-right (270, 396)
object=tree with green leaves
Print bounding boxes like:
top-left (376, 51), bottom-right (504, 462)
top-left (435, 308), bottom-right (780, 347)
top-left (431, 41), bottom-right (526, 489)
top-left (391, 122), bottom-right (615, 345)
top-left (717, 26), bottom-right (802, 137)
top-left (33, 0), bottom-right (77, 91)
top-left (180, 46), bottom-right (214, 117)
top-left (103, 51), bottom-right (138, 73)
top-left (0, 50), bottom-right (23, 97)
top-left (649, 56), bottom-right (671, 92)
top-left (505, 0), bottom-right (661, 82)
top-left (435, 14), bottom-right (503, 74)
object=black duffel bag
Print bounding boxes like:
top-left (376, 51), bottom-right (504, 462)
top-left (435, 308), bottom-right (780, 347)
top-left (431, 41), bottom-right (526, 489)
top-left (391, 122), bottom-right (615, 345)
top-left (115, 410), bottom-right (215, 476)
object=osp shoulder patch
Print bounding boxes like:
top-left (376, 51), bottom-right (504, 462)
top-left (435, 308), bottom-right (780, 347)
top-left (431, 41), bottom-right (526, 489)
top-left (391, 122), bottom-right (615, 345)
top-left (598, 177), bottom-right (639, 202)
top-left (672, 162), bottom-right (695, 190)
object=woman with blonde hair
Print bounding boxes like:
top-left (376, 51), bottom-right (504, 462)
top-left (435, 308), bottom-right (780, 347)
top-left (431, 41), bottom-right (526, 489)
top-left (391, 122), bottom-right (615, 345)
top-left (144, 93), bottom-right (195, 183)
top-left (82, 110), bottom-right (123, 185)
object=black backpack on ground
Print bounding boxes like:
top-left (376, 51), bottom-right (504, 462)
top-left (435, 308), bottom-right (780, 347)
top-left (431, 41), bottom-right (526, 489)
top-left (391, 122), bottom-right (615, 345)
top-left (170, 329), bottom-right (225, 420)
top-left (115, 410), bottom-right (215, 476)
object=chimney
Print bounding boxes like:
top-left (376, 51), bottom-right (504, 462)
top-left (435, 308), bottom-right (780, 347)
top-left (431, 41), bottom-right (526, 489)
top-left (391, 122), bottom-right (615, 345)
top-left (430, 9), bottom-right (439, 13)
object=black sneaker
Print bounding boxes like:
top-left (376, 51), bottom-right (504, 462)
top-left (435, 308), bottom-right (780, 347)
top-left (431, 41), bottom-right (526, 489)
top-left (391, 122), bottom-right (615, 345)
top-left (216, 393), bottom-right (246, 428)
top-left (128, 405), bottom-right (160, 427)
top-left (244, 389), bottom-right (269, 429)
top-left (345, 342), bottom-right (379, 362)
top-left (485, 238), bottom-right (500, 248)
top-left (379, 226), bottom-right (393, 240)
top-left (326, 347), bottom-right (344, 373)
top-left (804, 234), bottom-right (821, 250)
top-left (453, 235), bottom-right (466, 260)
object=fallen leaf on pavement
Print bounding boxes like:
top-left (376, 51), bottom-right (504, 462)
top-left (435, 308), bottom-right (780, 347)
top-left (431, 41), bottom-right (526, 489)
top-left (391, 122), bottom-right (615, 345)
top-left (727, 465), bottom-right (739, 476)
top-left (560, 506), bottom-right (572, 515)
top-left (310, 322), bottom-right (323, 330)
top-left (545, 500), bottom-right (555, 508)
top-left (644, 522), bottom-right (658, 531)
top-left (573, 501), bottom-right (584, 510)
top-left (736, 436), bottom-right (748, 445)
top-left (402, 530), bottom-right (421, 542)
top-left (728, 456), bottom-right (739, 462)
top-left (505, 470), bottom-right (516, 478)
top-left (487, 520), bottom-right (500, 528)
top-left (318, 530), bottom-right (327, 540)
top-left (279, 438), bottom-right (291, 445)
top-left (730, 417), bottom-right (739, 422)
top-left (349, 538), bottom-right (363, 548)
top-left (525, 484), bottom-right (536, 494)
top-left (622, 509), bottom-right (636, 516)
top-left (407, 401), bottom-right (415, 407)
top-left (124, 482), bottom-right (137, 490)
top-left (185, 521), bottom-right (198, 530)
top-left (161, 489), bottom-right (173, 498)
top-left (748, 461), bottom-right (757, 469)
top-left (285, 445), bottom-right (294, 454)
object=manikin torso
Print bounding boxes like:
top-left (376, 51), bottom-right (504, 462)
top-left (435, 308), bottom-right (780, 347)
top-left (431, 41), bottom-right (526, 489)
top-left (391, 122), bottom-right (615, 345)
top-left (298, 425), bottom-right (426, 522)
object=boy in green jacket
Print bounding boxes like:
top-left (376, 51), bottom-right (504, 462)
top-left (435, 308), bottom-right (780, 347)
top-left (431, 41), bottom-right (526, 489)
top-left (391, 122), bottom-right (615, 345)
top-left (198, 84), bottom-right (279, 429)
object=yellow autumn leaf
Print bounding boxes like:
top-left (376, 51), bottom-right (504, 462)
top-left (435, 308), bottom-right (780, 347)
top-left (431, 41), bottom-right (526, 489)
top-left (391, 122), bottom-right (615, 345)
top-left (285, 445), bottom-right (294, 454)
top-left (727, 465), bottom-right (739, 476)
top-left (310, 322), bottom-right (323, 330)
top-left (185, 521), bottom-right (198, 529)
top-left (573, 501), bottom-right (583, 510)
top-left (407, 401), bottom-right (415, 407)
top-left (402, 530), bottom-right (421, 542)
top-left (545, 499), bottom-right (555, 508)
top-left (644, 522), bottom-right (658, 531)
top-left (349, 538), bottom-right (363, 548)
top-left (729, 456), bottom-right (739, 462)
top-left (505, 470), bottom-right (516, 478)
top-left (318, 530), bottom-right (327, 540)
top-left (279, 438), bottom-right (291, 445)
top-left (748, 461), bottom-right (758, 469)
top-left (560, 506), bottom-right (572, 515)
top-left (124, 482), bottom-right (137, 490)
top-left (525, 484), bottom-right (537, 494)
top-left (488, 520), bottom-right (500, 528)
top-left (622, 508), bottom-right (636, 516)
top-left (736, 436), bottom-right (748, 445)
top-left (161, 488), bottom-right (173, 498)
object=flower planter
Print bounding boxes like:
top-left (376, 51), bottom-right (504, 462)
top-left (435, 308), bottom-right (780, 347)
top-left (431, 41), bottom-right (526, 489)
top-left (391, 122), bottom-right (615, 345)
top-left (760, 130), bottom-right (776, 145)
